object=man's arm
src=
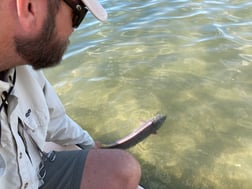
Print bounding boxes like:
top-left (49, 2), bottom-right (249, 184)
top-left (42, 73), bottom-right (94, 149)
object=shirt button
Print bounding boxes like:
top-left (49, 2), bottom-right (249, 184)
top-left (19, 152), bottom-right (22, 159)
top-left (24, 182), bottom-right (28, 189)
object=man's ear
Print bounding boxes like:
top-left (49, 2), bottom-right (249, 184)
top-left (16, 0), bottom-right (46, 34)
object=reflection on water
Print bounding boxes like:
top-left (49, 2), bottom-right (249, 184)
top-left (45, 0), bottom-right (252, 188)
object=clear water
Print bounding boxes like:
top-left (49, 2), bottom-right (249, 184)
top-left (45, 0), bottom-right (252, 188)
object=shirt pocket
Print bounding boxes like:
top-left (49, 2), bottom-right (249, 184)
top-left (19, 109), bottom-right (49, 151)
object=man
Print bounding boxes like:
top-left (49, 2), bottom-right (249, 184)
top-left (0, 0), bottom-right (142, 189)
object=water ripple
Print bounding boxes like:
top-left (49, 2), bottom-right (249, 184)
top-left (46, 0), bottom-right (252, 188)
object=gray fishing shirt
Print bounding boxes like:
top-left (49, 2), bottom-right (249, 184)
top-left (0, 65), bottom-right (94, 189)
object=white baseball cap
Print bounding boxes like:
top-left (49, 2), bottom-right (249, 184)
top-left (81, 0), bottom-right (108, 21)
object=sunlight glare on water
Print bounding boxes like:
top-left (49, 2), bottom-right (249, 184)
top-left (45, 0), bottom-right (252, 188)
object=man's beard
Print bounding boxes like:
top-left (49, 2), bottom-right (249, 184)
top-left (14, 2), bottom-right (69, 70)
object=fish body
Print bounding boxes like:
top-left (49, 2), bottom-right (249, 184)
top-left (101, 114), bottom-right (167, 149)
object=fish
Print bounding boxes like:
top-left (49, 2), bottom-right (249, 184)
top-left (101, 114), bottom-right (167, 149)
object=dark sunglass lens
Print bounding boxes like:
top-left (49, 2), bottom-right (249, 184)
top-left (73, 7), bottom-right (88, 28)
top-left (63, 0), bottom-right (88, 28)
top-left (72, 15), bottom-right (79, 28)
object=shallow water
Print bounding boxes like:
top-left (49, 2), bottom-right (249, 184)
top-left (45, 0), bottom-right (252, 188)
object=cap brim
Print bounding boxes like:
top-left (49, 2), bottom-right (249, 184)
top-left (81, 0), bottom-right (108, 21)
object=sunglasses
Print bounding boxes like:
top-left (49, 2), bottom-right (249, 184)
top-left (63, 0), bottom-right (88, 28)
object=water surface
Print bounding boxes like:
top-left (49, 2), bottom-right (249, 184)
top-left (45, 0), bottom-right (252, 188)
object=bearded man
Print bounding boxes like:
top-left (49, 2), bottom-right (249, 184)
top-left (0, 0), bottom-right (142, 189)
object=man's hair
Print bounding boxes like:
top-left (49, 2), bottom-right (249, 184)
top-left (54, 0), bottom-right (61, 10)
top-left (52, 0), bottom-right (61, 14)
